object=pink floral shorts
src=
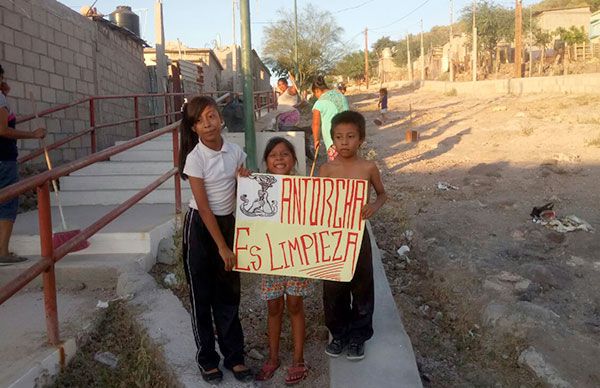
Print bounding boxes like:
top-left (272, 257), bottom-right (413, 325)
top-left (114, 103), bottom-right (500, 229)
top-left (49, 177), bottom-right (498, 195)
top-left (260, 274), bottom-right (312, 301)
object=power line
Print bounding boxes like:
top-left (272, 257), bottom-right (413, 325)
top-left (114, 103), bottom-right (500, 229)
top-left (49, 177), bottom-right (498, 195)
top-left (336, 0), bottom-right (376, 13)
top-left (371, 0), bottom-right (432, 30)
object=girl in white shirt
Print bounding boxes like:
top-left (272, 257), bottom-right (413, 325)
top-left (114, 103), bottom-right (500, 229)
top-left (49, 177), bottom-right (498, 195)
top-left (179, 96), bottom-right (252, 383)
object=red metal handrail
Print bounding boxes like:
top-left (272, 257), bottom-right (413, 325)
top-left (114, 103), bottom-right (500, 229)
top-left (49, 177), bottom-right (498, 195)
top-left (0, 121), bottom-right (180, 345)
top-left (0, 88), bottom-right (273, 346)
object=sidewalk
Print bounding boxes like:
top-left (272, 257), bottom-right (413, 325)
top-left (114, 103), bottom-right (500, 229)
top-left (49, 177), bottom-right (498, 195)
top-left (329, 223), bottom-right (422, 388)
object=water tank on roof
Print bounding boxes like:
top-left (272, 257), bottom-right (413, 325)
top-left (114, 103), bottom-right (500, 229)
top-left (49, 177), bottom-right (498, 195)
top-left (109, 6), bottom-right (140, 37)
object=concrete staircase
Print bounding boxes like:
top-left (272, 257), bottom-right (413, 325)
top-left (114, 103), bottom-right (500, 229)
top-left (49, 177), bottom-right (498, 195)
top-left (56, 133), bottom-right (191, 206)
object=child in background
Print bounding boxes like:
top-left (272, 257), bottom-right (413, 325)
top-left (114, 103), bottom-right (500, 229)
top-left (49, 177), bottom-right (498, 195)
top-left (318, 110), bottom-right (387, 361)
top-left (255, 137), bottom-right (311, 385)
top-left (179, 96), bottom-right (253, 384)
top-left (375, 87), bottom-right (388, 126)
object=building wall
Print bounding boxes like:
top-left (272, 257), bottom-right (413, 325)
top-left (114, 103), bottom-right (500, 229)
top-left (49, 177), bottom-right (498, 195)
top-left (0, 0), bottom-right (148, 163)
top-left (214, 45), bottom-right (242, 93)
top-left (538, 7), bottom-right (591, 35)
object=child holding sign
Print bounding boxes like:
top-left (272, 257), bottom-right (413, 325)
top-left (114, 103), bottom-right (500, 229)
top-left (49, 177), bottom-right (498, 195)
top-left (255, 137), bottom-right (311, 385)
top-left (179, 96), bottom-right (253, 383)
top-left (318, 111), bottom-right (387, 361)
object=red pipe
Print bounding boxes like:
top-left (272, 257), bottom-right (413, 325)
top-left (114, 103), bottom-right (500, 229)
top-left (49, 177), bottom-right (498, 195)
top-left (37, 183), bottom-right (60, 345)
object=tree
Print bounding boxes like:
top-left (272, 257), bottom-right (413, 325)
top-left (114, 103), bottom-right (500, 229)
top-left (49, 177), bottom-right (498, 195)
top-left (334, 51), bottom-right (377, 81)
top-left (262, 6), bottom-right (344, 91)
top-left (372, 36), bottom-right (397, 56)
top-left (533, 27), bottom-right (553, 74)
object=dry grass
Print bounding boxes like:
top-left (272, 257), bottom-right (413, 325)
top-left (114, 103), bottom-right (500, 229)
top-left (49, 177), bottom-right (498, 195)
top-left (51, 301), bottom-right (176, 388)
top-left (444, 88), bottom-right (458, 97)
top-left (578, 116), bottom-right (600, 125)
top-left (586, 134), bottom-right (600, 147)
top-left (521, 125), bottom-right (534, 136)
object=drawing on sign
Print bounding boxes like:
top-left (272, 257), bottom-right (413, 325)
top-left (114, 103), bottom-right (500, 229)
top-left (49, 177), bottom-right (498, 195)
top-left (240, 174), bottom-right (278, 217)
top-left (234, 174), bottom-right (369, 281)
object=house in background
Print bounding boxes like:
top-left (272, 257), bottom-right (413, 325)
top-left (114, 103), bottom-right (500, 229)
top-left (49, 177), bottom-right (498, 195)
top-left (213, 45), bottom-right (272, 92)
top-left (536, 6), bottom-right (592, 39)
top-left (591, 10), bottom-right (600, 43)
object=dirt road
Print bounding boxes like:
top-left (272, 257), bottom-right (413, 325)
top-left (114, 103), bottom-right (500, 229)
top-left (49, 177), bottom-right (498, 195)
top-left (351, 87), bottom-right (600, 387)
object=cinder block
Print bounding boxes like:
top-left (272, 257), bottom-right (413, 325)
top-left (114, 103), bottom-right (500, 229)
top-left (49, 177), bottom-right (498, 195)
top-left (47, 43), bottom-right (62, 60)
top-left (31, 6), bottom-right (46, 24)
top-left (49, 74), bottom-right (64, 90)
top-left (55, 90), bottom-right (70, 104)
top-left (34, 69), bottom-right (49, 86)
top-left (405, 130), bottom-right (419, 143)
top-left (75, 53), bottom-right (86, 68)
top-left (54, 30), bottom-right (68, 48)
top-left (39, 25), bottom-right (54, 42)
top-left (23, 51), bottom-right (40, 68)
top-left (2, 9), bottom-right (21, 30)
top-left (25, 84), bottom-right (42, 100)
top-left (63, 77), bottom-right (76, 92)
top-left (61, 47), bottom-right (75, 64)
top-left (8, 81), bottom-right (24, 99)
top-left (16, 66), bottom-right (34, 83)
top-left (22, 19), bottom-right (39, 36)
top-left (55, 62), bottom-right (69, 77)
top-left (14, 31), bottom-right (32, 50)
top-left (31, 38), bottom-right (47, 55)
top-left (47, 13), bottom-right (60, 31)
top-left (4, 45), bottom-right (23, 65)
top-left (0, 24), bottom-right (14, 45)
top-left (68, 64), bottom-right (80, 79)
top-left (62, 21), bottom-right (75, 37)
top-left (80, 42), bottom-right (93, 57)
top-left (39, 56), bottom-right (54, 73)
top-left (41, 87), bottom-right (56, 104)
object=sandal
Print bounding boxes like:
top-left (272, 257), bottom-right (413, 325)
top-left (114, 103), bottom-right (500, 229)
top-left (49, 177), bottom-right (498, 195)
top-left (200, 367), bottom-right (223, 383)
top-left (285, 363), bottom-right (308, 385)
top-left (228, 364), bottom-right (254, 383)
top-left (255, 360), bottom-right (280, 381)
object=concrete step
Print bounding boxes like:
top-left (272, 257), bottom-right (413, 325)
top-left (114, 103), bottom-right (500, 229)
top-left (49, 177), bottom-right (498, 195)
top-left (71, 161), bottom-right (174, 176)
top-left (0, 253), bottom-right (153, 290)
top-left (51, 188), bottom-right (191, 206)
top-left (111, 150), bottom-right (173, 162)
top-left (61, 175), bottom-right (179, 191)
top-left (10, 204), bottom-right (177, 257)
top-left (115, 140), bottom-right (175, 151)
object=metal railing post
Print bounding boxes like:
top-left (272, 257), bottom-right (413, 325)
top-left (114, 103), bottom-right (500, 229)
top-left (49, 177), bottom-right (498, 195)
top-left (134, 96), bottom-right (140, 137)
top-left (163, 93), bottom-right (170, 126)
top-left (172, 126), bottom-right (181, 215)
top-left (37, 182), bottom-right (60, 345)
top-left (89, 98), bottom-right (96, 153)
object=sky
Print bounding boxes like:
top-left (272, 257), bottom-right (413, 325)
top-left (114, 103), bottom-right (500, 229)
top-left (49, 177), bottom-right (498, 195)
top-left (64, 0), bottom-right (522, 53)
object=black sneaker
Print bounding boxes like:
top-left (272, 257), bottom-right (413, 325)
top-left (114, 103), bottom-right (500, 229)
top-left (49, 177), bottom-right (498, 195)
top-left (325, 338), bottom-right (347, 357)
top-left (346, 341), bottom-right (365, 361)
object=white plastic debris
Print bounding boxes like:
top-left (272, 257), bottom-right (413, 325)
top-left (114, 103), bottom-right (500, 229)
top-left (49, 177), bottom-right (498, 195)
top-left (94, 351), bottom-right (119, 369)
top-left (540, 214), bottom-right (594, 233)
top-left (436, 182), bottom-right (458, 191)
top-left (402, 230), bottom-right (414, 242)
top-left (96, 300), bottom-right (109, 309)
top-left (397, 245), bottom-right (410, 256)
top-left (164, 273), bottom-right (178, 287)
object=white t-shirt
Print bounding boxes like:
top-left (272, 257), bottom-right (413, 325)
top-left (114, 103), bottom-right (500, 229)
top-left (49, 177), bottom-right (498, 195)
top-left (183, 139), bottom-right (246, 215)
top-left (277, 88), bottom-right (299, 112)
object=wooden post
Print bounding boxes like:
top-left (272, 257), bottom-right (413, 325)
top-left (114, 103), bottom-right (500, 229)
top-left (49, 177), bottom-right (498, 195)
top-left (449, 0), bottom-right (454, 82)
top-left (515, 0), bottom-right (523, 78)
top-left (406, 33), bottom-right (413, 81)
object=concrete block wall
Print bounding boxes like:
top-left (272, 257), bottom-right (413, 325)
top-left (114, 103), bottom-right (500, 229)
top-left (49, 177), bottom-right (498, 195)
top-left (0, 0), bottom-right (149, 164)
top-left (415, 73), bottom-right (600, 96)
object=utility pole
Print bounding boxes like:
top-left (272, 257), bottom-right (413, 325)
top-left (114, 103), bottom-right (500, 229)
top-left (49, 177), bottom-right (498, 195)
top-left (528, 4), bottom-right (533, 77)
top-left (294, 0), bottom-right (299, 84)
top-left (515, 0), bottom-right (523, 78)
top-left (364, 28), bottom-right (369, 89)
top-left (449, 0), bottom-right (454, 82)
top-left (420, 19), bottom-right (425, 81)
top-left (406, 33), bottom-right (413, 81)
top-left (472, 0), bottom-right (477, 81)
top-left (240, 0), bottom-right (257, 170)
top-left (232, 0), bottom-right (237, 46)
top-left (154, 0), bottom-right (167, 124)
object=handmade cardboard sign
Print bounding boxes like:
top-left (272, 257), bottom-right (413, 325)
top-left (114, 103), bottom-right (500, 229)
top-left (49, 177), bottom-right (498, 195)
top-left (233, 174), bottom-right (368, 281)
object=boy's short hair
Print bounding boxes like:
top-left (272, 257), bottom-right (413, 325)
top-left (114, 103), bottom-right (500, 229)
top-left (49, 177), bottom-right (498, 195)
top-left (331, 110), bottom-right (366, 140)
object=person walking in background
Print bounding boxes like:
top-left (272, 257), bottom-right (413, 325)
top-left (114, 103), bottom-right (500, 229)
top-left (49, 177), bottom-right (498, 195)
top-left (0, 64), bottom-right (46, 265)
top-left (311, 75), bottom-right (349, 161)
top-left (374, 87), bottom-right (388, 126)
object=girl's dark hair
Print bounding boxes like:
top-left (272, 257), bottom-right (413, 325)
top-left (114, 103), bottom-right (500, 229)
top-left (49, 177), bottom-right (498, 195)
top-left (277, 77), bottom-right (288, 85)
top-left (0, 64), bottom-right (4, 76)
top-left (379, 87), bottom-right (387, 95)
top-left (311, 75), bottom-right (329, 93)
top-left (179, 96), bottom-right (219, 180)
top-left (263, 137), bottom-right (297, 168)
